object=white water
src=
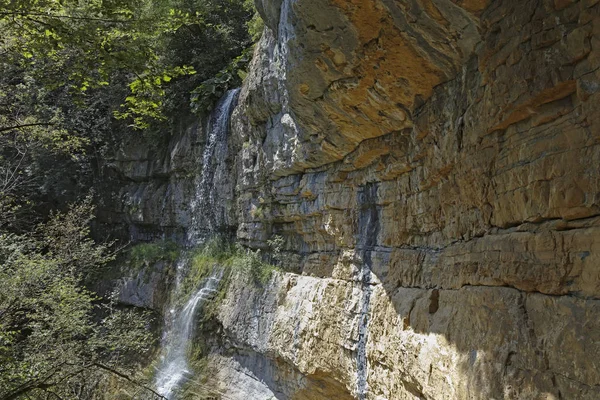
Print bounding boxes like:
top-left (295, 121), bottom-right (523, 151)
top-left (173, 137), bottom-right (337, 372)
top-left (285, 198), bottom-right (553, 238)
top-left (154, 89), bottom-right (239, 398)
top-left (274, 0), bottom-right (295, 109)
top-left (154, 270), bottom-right (223, 398)
top-left (187, 88), bottom-right (240, 244)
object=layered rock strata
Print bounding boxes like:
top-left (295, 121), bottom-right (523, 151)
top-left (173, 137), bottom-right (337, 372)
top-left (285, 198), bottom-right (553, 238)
top-left (218, 0), bottom-right (600, 398)
top-left (108, 0), bottom-right (600, 398)
top-left (99, 117), bottom-right (239, 243)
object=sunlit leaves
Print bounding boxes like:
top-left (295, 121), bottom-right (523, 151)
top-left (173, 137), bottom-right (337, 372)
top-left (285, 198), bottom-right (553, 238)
top-left (1, 0), bottom-right (260, 133)
top-left (113, 64), bottom-right (195, 128)
top-left (1, 0), bottom-right (197, 129)
top-left (0, 199), bottom-right (155, 399)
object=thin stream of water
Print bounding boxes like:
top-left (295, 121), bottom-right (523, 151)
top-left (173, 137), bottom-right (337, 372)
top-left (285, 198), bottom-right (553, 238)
top-left (154, 270), bottom-right (223, 397)
top-left (187, 88), bottom-right (240, 244)
top-left (154, 89), bottom-right (239, 398)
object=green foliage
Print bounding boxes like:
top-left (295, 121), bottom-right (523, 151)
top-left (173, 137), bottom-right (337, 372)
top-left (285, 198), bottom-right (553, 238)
top-left (163, 0), bottom-right (257, 120)
top-left (245, 0), bottom-right (265, 42)
top-left (175, 238), bottom-right (278, 309)
top-left (1, 0), bottom-right (192, 129)
top-left (0, 198), bottom-right (156, 400)
top-left (267, 235), bottom-right (285, 254)
top-left (175, 238), bottom-right (233, 307)
top-left (127, 240), bottom-right (180, 269)
top-left (230, 243), bottom-right (279, 286)
top-left (0, 125), bottom-right (96, 234)
top-left (114, 65), bottom-right (197, 129)
top-left (0, 0), bottom-right (257, 137)
top-left (190, 47), bottom-right (253, 114)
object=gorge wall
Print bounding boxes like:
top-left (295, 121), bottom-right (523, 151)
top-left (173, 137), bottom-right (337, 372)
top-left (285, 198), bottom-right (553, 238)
top-left (106, 0), bottom-right (600, 399)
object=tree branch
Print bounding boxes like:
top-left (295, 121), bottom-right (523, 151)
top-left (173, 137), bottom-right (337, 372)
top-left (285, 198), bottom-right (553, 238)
top-left (91, 363), bottom-right (167, 399)
top-left (0, 123), bottom-right (55, 134)
top-left (0, 362), bottom-right (166, 400)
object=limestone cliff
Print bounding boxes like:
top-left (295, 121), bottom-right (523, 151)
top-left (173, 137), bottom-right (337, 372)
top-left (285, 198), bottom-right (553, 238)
top-left (219, 0), bottom-right (600, 398)
top-left (99, 117), bottom-right (239, 243)
top-left (109, 0), bottom-right (600, 398)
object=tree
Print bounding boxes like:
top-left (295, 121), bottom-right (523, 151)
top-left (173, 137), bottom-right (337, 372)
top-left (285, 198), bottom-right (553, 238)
top-left (0, 198), bottom-right (158, 400)
top-left (0, 0), bottom-right (258, 234)
top-left (0, 0), bottom-right (197, 130)
top-left (0, 0), bottom-right (258, 132)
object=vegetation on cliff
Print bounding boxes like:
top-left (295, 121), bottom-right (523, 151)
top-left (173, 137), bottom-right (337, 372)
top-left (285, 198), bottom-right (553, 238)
top-left (0, 1), bottom-right (262, 399)
top-left (0, 0), bottom-right (260, 232)
top-left (178, 238), bottom-right (280, 311)
top-left (0, 198), bottom-right (157, 399)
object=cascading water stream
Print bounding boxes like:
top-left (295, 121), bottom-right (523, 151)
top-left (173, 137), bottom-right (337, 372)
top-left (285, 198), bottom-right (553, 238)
top-left (187, 88), bottom-right (240, 244)
top-left (355, 183), bottom-right (379, 400)
top-left (154, 89), bottom-right (240, 398)
top-left (154, 270), bottom-right (223, 398)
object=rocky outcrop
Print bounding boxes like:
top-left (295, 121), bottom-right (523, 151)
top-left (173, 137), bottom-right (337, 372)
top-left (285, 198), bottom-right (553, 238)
top-left (107, 0), bottom-right (600, 398)
top-left (98, 113), bottom-right (239, 243)
top-left (96, 121), bottom-right (203, 242)
top-left (114, 259), bottom-right (173, 310)
top-left (244, 0), bottom-right (485, 175)
top-left (214, 0), bottom-right (600, 399)
top-left (212, 267), bottom-right (600, 399)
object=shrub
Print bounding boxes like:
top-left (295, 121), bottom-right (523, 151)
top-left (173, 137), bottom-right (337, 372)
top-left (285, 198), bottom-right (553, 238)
top-left (174, 238), bottom-right (279, 309)
top-left (0, 199), bottom-right (157, 399)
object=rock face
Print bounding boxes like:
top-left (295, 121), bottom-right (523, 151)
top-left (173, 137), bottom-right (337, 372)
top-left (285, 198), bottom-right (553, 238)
top-left (108, 0), bottom-right (600, 398)
top-left (98, 115), bottom-right (239, 243)
top-left (217, 0), bottom-right (600, 398)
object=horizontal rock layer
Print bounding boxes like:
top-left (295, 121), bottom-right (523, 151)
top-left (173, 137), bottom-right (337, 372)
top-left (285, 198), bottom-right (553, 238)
top-left (105, 0), bottom-right (600, 398)
top-left (222, 0), bottom-right (600, 398)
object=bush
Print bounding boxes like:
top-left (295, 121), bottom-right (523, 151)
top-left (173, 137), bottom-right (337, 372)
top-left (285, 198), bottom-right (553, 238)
top-left (174, 238), bottom-right (278, 309)
top-left (0, 199), bottom-right (157, 400)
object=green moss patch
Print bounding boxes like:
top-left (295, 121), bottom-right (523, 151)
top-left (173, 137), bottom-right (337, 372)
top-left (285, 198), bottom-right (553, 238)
top-left (128, 240), bottom-right (180, 269)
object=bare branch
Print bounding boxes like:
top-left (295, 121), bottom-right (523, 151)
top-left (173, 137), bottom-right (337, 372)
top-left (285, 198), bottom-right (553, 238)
top-left (0, 123), bottom-right (55, 134)
top-left (91, 364), bottom-right (167, 400)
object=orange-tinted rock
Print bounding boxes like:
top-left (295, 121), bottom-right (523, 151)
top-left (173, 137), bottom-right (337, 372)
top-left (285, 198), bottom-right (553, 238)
top-left (223, 0), bottom-right (600, 398)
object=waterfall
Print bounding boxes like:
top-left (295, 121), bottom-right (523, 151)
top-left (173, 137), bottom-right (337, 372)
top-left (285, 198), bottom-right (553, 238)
top-left (274, 0), bottom-right (295, 109)
top-left (154, 89), bottom-right (239, 398)
top-left (355, 183), bottom-right (379, 399)
top-left (154, 269), bottom-right (223, 398)
top-left (187, 88), bottom-right (240, 244)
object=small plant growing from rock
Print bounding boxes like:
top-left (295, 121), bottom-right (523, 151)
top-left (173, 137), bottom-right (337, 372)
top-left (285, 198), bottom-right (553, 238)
top-left (128, 240), bottom-right (180, 270)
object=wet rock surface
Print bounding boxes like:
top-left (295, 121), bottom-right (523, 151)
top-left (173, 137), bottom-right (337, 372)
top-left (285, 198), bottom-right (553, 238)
top-left (98, 113), bottom-right (239, 244)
